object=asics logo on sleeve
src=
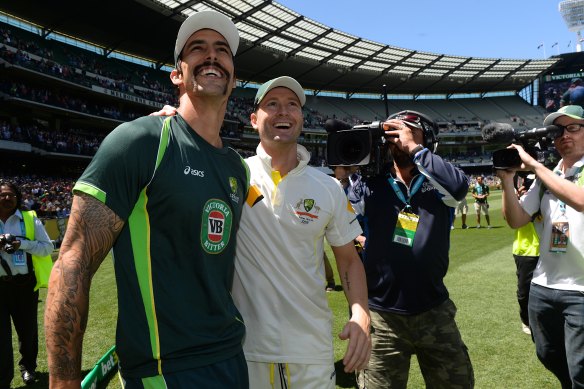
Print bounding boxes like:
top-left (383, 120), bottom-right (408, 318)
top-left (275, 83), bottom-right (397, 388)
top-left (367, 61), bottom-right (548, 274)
top-left (184, 166), bottom-right (205, 177)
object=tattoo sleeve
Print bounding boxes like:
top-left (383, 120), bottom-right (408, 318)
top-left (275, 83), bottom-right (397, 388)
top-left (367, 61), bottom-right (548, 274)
top-left (45, 193), bottom-right (124, 383)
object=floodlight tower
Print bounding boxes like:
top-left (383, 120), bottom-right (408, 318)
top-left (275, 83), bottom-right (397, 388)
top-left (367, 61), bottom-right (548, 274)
top-left (560, 0), bottom-right (584, 52)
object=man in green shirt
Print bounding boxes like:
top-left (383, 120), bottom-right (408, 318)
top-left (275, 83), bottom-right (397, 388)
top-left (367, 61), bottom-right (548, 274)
top-left (45, 11), bottom-right (249, 389)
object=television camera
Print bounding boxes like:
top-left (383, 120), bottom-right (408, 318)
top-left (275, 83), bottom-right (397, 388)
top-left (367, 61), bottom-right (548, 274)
top-left (481, 123), bottom-right (561, 170)
top-left (325, 110), bottom-right (439, 177)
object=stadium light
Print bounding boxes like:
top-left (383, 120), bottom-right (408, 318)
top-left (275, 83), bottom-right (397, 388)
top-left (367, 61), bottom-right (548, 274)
top-left (559, 0), bottom-right (584, 52)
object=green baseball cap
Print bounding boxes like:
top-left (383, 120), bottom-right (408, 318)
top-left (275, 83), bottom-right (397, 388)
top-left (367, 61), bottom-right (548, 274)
top-left (543, 105), bottom-right (584, 126)
top-left (254, 76), bottom-right (306, 107)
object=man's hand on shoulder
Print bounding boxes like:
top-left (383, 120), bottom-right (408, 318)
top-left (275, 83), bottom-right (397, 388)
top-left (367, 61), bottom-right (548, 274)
top-left (150, 105), bottom-right (178, 117)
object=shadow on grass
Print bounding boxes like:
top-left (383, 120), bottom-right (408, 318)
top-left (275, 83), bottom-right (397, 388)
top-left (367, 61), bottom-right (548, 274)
top-left (334, 359), bottom-right (357, 388)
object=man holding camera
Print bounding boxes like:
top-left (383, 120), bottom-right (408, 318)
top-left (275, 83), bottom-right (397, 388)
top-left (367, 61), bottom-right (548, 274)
top-left (347, 111), bottom-right (474, 388)
top-left (498, 105), bottom-right (584, 388)
top-left (0, 181), bottom-right (53, 388)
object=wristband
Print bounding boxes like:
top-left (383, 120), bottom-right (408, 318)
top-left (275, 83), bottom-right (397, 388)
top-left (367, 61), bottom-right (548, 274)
top-left (410, 144), bottom-right (424, 157)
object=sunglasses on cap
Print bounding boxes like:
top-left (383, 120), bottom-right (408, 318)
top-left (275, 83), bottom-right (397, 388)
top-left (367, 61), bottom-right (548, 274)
top-left (392, 113), bottom-right (423, 129)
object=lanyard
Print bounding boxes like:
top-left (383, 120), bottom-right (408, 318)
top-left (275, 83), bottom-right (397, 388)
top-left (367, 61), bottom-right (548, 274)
top-left (387, 174), bottom-right (425, 209)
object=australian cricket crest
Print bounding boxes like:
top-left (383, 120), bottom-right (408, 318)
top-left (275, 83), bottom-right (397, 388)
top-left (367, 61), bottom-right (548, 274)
top-left (229, 176), bottom-right (240, 203)
top-left (294, 197), bottom-right (320, 224)
top-left (201, 199), bottom-right (232, 254)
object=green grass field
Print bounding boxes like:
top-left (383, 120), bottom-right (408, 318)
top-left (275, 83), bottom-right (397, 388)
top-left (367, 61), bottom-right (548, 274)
top-left (11, 190), bottom-right (559, 388)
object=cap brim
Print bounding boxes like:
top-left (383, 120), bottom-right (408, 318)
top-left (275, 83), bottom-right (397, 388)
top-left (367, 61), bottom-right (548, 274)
top-left (255, 76), bottom-right (306, 107)
top-left (174, 11), bottom-right (239, 64)
top-left (543, 112), bottom-right (582, 126)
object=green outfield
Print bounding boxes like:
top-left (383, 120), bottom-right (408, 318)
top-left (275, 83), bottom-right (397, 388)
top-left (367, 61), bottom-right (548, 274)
top-left (12, 190), bottom-right (558, 388)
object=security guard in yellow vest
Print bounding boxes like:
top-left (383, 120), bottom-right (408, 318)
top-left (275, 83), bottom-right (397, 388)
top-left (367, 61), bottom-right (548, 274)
top-left (0, 181), bottom-right (53, 388)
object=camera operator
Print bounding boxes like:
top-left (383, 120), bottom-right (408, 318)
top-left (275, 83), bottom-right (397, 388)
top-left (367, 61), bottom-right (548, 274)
top-left (347, 111), bottom-right (473, 388)
top-left (0, 180), bottom-right (53, 388)
top-left (497, 105), bottom-right (584, 388)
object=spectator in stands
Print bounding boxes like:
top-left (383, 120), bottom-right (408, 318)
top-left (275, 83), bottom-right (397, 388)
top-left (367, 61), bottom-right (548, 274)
top-left (0, 180), bottom-right (53, 388)
top-left (472, 175), bottom-right (491, 228)
top-left (347, 110), bottom-right (473, 389)
top-left (561, 78), bottom-right (584, 108)
top-left (497, 105), bottom-right (584, 388)
top-left (45, 11), bottom-right (250, 388)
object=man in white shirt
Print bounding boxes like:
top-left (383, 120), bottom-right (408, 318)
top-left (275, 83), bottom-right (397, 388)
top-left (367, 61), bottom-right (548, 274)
top-left (498, 105), bottom-right (584, 388)
top-left (232, 76), bottom-right (370, 389)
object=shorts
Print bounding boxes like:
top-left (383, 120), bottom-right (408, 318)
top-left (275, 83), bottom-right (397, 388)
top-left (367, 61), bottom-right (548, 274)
top-left (456, 199), bottom-right (468, 215)
top-left (246, 360), bottom-right (336, 389)
top-left (474, 202), bottom-right (489, 215)
top-left (119, 351), bottom-right (248, 389)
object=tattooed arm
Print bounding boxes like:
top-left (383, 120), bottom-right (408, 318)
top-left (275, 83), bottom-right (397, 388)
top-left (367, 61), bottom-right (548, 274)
top-left (45, 193), bottom-right (124, 388)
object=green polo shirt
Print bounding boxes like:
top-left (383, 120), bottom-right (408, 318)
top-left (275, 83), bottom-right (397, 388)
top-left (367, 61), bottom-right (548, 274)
top-left (74, 114), bottom-right (249, 378)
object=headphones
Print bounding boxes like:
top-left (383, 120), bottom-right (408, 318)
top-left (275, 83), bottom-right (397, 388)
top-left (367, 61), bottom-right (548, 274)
top-left (387, 110), bottom-right (440, 153)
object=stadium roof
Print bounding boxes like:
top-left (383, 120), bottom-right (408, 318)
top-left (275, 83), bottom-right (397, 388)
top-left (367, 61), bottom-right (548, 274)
top-left (0, 0), bottom-right (560, 96)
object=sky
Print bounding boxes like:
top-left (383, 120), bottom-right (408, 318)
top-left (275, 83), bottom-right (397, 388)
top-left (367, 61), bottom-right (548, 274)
top-left (277, 0), bottom-right (579, 60)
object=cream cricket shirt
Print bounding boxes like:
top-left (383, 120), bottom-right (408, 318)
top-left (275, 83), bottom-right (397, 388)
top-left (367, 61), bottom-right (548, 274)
top-left (232, 144), bottom-right (362, 364)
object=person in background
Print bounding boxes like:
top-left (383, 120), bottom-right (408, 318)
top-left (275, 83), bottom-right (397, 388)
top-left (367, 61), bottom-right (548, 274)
top-left (498, 105), bottom-right (584, 388)
top-left (332, 165), bottom-right (366, 253)
top-left (44, 11), bottom-right (250, 388)
top-left (453, 195), bottom-right (468, 229)
top-left (0, 181), bottom-right (53, 388)
top-left (472, 175), bottom-right (491, 228)
top-left (348, 110), bottom-right (474, 388)
top-left (560, 78), bottom-right (584, 107)
top-left (323, 251), bottom-right (336, 292)
top-left (510, 174), bottom-right (539, 335)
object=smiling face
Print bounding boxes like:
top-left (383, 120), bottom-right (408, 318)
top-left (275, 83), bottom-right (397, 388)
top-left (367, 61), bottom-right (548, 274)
top-left (250, 87), bottom-right (303, 147)
top-left (171, 29), bottom-right (235, 98)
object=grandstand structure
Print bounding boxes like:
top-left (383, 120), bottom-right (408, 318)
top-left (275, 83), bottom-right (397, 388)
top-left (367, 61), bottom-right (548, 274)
top-left (0, 0), bottom-right (576, 176)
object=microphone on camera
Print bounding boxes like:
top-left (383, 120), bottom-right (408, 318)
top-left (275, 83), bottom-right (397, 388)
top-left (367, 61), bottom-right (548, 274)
top-left (482, 123), bottom-right (562, 144)
top-left (325, 119), bottom-right (352, 133)
top-left (517, 125), bottom-right (561, 140)
top-left (481, 123), bottom-right (516, 144)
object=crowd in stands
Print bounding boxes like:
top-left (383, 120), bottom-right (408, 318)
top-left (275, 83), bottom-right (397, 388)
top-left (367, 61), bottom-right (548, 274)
top-left (1, 119), bottom-right (105, 156)
top-left (0, 174), bottom-right (75, 218)
top-left (0, 171), bottom-right (501, 222)
top-left (443, 151), bottom-right (493, 164)
top-left (0, 22), bottom-right (545, 173)
top-left (0, 26), bottom-right (176, 107)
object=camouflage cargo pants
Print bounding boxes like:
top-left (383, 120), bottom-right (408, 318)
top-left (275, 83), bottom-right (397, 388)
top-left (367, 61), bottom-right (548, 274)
top-left (357, 299), bottom-right (474, 389)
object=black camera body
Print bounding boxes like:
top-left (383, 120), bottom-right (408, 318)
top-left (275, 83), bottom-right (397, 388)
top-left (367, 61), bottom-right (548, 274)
top-left (326, 110), bottom-right (440, 177)
top-left (0, 233), bottom-right (17, 254)
top-left (326, 122), bottom-right (389, 177)
top-left (483, 123), bottom-right (561, 170)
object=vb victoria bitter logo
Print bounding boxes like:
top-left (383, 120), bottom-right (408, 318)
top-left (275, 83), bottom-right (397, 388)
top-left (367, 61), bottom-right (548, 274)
top-left (201, 199), bottom-right (232, 254)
